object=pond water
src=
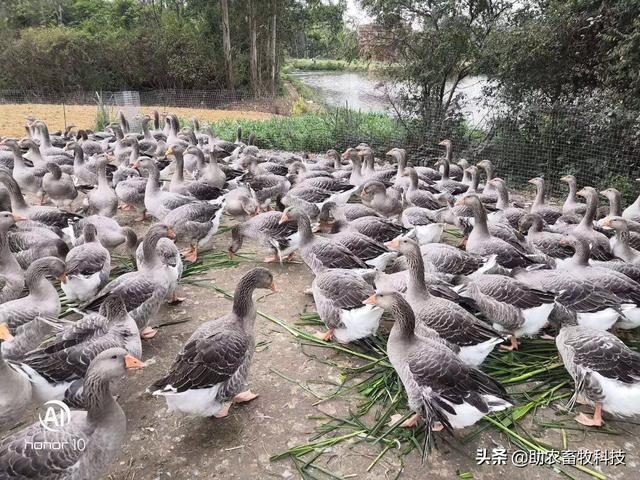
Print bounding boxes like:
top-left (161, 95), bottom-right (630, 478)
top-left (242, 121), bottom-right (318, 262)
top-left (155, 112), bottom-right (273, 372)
top-left (289, 70), bottom-right (492, 126)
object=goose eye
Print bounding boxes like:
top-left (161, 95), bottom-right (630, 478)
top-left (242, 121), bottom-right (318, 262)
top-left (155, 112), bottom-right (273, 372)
top-left (111, 355), bottom-right (117, 359)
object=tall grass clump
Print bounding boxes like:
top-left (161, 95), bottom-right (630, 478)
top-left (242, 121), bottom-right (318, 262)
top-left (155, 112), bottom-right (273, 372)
top-left (94, 91), bottom-right (111, 131)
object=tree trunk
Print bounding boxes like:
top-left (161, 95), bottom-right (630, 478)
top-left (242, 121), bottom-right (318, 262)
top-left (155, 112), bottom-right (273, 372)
top-left (220, 0), bottom-right (234, 91)
top-left (249, 0), bottom-right (259, 95)
top-left (270, 0), bottom-right (277, 95)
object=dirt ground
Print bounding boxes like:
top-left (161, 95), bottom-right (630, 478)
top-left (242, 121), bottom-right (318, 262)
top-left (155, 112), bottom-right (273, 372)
top-left (0, 105), bottom-right (275, 138)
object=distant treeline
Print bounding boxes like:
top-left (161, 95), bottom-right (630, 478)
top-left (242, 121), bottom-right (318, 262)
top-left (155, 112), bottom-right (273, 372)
top-left (0, 0), bottom-right (359, 93)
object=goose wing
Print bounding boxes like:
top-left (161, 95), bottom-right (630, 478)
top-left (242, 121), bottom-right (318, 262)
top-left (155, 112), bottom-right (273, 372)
top-left (149, 323), bottom-right (250, 393)
top-left (565, 329), bottom-right (640, 383)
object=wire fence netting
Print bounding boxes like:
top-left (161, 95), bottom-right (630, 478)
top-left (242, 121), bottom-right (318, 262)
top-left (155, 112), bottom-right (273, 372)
top-left (1, 88), bottom-right (639, 199)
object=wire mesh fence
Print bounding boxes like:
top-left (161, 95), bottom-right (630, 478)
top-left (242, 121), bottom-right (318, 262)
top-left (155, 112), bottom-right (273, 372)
top-left (1, 88), bottom-right (639, 200)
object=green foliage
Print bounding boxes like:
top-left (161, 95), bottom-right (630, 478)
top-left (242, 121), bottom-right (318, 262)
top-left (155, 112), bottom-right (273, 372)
top-left (94, 91), bottom-right (110, 131)
top-left (209, 110), bottom-right (405, 155)
top-left (284, 58), bottom-right (385, 72)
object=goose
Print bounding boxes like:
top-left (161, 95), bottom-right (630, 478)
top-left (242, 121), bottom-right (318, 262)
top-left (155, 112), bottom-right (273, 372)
top-left (487, 178), bottom-right (527, 228)
top-left (519, 213), bottom-right (573, 259)
top-left (312, 267), bottom-right (384, 343)
top-left (87, 156), bottom-right (117, 217)
top-left (113, 166), bottom-right (147, 220)
top-left (328, 222), bottom-right (398, 270)
top-left (364, 291), bottom-right (511, 440)
top-left (0, 257), bottom-right (65, 331)
top-left (476, 160), bottom-right (498, 200)
top-left (163, 199), bottom-right (225, 262)
top-left (224, 186), bottom-right (260, 220)
top-left (402, 167), bottom-right (441, 209)
top-left (86, 224), bottom-right (175, 339)
top-left (134, 157), bottom-right (195, 220)
top-left (454, 274), bottom-right (555, 350)
top-left (148, 267), bottom-right (275, 417)
top-left (75, 129), bottom-right (103, 156)
top-left (1, 139), bottom-right (46, 202)
top-left (385, 237), bottom-right (503, 366)
top-left (204, 126), bottom-right (236, 154)
top-left (278, 207), bottom-right (367, 274)
top-left (42, 162), bottom-right (79, 208)
top-left (136, 236), bottom-right (184, 304)
top-left (72, 215), bottom-right (138, 253)
top-left (0, 169), bottom-right (81, 229)
top-left (435, 140), bottom-right (468, 194)
top-left (388, 148), bottom-right (440, 184)
top-left (138, 115), bottom-right (158, 154)
top-left (622, 180), bottom-right (640, 223)
top-left (462, 166), bottom-right (496, 204)
top-left (61, 223), bottom-right (111, 302)
top-left (0, 325), bottom-right (32, 431)
top-left (600, 188), bottom-right (640, 248)
top-left (318, 201), bottom-right (380, 226)
top-left (195, 149), bottom-right (230, 188)
top-left (328, 213), bottom-right (406, 243)
top-left (602, 217), bottom-right (640, 265)
top-left (528, 177), bottom-right (562, 224)
top-left (33, 122), bottom-right (73, 161)
top-left (167, 145), bottom-right (224, 200)
top-left (0, 212), bottom-right (25, 303)
top-left (389, 242), bottom-right (487, 277)
top-left (513, 252), bottom-right (626, 332)
top-left (360, 180), bottom-right (403, 217)
top-left (458, 195), bottom-right (534, 268)
top-left (0, 348), bottom-right (144, 479)
top-left (229, 211), bottom-right (300, 262)
top-left (556, 322), bottom-right (640, 427)
top-left (562, 187), bottom-right (613, 260)
top-left (560, 175), bottom-right (587, 215)
top-left (65, 142), bottom-right (98, 185)
top-left (19, 295), bottom-right (141, 403)
top-left (558, 236), bottom-right (640, 329)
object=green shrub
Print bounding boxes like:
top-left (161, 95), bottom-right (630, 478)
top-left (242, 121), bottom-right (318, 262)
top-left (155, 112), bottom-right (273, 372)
top-left (208, 110), bottom-right (406, 155)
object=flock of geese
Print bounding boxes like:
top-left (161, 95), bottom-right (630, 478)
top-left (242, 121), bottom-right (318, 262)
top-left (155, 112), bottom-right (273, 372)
top-left (0, 112), bottom-right (639, 477)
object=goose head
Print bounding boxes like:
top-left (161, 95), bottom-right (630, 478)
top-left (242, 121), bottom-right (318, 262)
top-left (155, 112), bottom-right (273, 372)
top-left (88, 348), bottom-right (145, 382)
top-left (0, 211), bottom-right (23, 231)
top-left (600, 216), bottom-right (628, 232)
top-left (576, 186), bottom-right (597, 200)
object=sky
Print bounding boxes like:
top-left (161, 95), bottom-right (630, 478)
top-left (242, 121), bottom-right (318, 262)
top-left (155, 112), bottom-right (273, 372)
top-left (345, 0), bottom-right (373, 25)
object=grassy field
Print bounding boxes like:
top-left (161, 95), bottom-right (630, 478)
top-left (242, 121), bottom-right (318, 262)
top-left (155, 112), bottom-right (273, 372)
top-left (0, 104), bottom-right (275, 137)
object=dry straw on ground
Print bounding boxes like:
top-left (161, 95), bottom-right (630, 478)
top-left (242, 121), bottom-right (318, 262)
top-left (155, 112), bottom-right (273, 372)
top-left (0, 104), bottom-right (274, 137)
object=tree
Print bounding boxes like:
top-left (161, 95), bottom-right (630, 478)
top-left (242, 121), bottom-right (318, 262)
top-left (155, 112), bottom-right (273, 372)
top-left (359, 0), bottom-right (512, 143)
top-left (219, 0), bottom-right (234, 90)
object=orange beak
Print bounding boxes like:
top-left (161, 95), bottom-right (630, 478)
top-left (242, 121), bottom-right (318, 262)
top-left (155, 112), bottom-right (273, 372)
top-left (167, 228), bottom-right (176, 239)
top-left (601, 217), bottom-right (612, 228)
top-left (454, 198), bottom-right (465, 206)
top-left (270, 281), bottom-right (278, 292)
top-left (385, 239), bottom-right (401, 249)
top-left (0, 323), bottom-right (13, 341)
top-left (278, 212), bottom-right (290, 224)
top-left (132, 162), bottom-right (140, 170)
top-left (228, 248), bottom-right (236, 259)
top-left (12, 214), bottom-right (26, 222)
top-left (58, 272), bottom-right (68, 284)
top-left (124, 354), bottom-right (146, 370)
top-left (363, 294), bottom-right (377, 305)
top-left (341, 150), bottom-right (350, 159)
